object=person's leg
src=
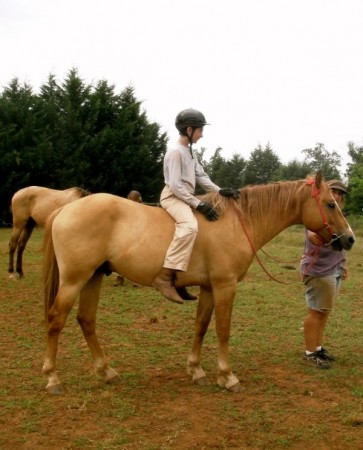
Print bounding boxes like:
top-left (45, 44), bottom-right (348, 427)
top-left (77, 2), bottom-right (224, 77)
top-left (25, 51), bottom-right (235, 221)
top-left (152, 194), bottom-right (198, 303)
top-left (161, 200), bottom-right (198, 272)
top-left (316, 312), bottom-right (330, 348)
top-left (302, 275), bottom-right (336, 368)
top-left (304, 309), bottom-right (329, 352)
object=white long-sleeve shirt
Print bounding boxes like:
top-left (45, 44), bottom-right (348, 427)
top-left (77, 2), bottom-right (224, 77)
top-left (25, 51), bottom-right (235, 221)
top-left (163, 141), bottom-right (220, 209)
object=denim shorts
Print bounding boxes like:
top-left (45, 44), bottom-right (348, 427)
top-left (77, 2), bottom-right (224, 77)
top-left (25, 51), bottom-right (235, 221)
top-left (303, 270), bottom-right (342, 312)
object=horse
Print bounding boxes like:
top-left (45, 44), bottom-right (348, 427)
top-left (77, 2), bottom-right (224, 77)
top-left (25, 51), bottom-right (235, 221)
top-left (8, 186), bottom-right (90, 279)
top-left (42, 173), bottom-right (355, 394)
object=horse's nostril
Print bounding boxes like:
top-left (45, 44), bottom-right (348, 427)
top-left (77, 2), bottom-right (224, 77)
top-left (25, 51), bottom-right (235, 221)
top-left (349, 236), bottom-right (355, 244)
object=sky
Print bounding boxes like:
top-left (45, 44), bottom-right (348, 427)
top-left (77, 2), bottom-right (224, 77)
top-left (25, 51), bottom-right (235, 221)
top-left (1, 0), bottom-right (363, 172)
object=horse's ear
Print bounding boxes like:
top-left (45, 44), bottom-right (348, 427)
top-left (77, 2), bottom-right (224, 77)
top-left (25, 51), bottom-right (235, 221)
top-left (315, 170), bottom-right (323, 188)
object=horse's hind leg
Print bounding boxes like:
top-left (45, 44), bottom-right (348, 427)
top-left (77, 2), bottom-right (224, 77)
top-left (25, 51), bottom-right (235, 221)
top-left (43, 285), bottom-right (79, 394)
top-left (77, 272), bottom-right (119, 384)
top-left (8, 225), bottom-right (23, 278)
top-left (16, 219), bottom-right (35, 278)
top-left (187, 287), bottom-right (214, 384)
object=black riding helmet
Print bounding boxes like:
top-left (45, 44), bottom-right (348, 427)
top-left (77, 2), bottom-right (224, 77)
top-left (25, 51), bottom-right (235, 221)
top-left (175, 109), bottom-right (209, 155)
top-left (175, 108), bottom-right (209, 132)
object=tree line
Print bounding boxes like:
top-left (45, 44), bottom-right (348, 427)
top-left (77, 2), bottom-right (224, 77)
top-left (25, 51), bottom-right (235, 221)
top-left (1, 69), bottom-right (362, 224)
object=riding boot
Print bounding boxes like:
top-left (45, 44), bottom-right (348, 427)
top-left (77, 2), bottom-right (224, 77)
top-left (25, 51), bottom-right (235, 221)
top-left (176, 287), bottom-right (198, 301)
top-left (152, 268), bottom-right (184, 304)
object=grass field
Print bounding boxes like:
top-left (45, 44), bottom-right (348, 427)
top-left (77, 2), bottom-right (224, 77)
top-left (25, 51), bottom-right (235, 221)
top-left (0, 222), bottom-right (362, 449)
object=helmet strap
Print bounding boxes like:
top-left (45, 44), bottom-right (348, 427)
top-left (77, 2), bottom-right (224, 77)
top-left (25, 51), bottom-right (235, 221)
top-left (188, 128), bottom-right (195, 158)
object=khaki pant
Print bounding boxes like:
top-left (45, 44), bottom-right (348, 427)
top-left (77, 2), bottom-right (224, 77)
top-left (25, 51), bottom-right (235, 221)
top-left (160, 186), bottom-right (198, 271)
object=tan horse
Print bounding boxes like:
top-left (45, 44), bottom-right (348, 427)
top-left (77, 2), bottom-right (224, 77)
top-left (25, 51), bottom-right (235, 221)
top-left (42, 173), bottom-right (355, 394)
top-left (8, 186), bottom-right (90, 278)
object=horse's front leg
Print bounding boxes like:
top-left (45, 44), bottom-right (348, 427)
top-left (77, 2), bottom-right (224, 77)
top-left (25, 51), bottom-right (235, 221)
top-left (214, 283), bottom-right (243, 393)
top-left (77, 273), bottom-right (119, 384)
top-left (187, 287), bottom-right (214, 384)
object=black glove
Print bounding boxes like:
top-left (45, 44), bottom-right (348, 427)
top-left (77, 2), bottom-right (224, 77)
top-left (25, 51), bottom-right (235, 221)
top-left (196, 202), bottom-right (219, 221)
top-left (219, 188), bottom-right (240, 199)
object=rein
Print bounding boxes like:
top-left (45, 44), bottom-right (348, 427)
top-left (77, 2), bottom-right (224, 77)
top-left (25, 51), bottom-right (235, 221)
top-left (233, 179), bottom-right (340, 285)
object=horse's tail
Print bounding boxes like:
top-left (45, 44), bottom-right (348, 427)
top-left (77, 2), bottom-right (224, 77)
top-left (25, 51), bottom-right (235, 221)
top-left (42, 209), bottom-right (62, 323)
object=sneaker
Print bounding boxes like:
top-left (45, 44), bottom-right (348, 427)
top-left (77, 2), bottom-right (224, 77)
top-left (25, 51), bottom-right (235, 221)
top-left (316, 347), bottom-right (336, 361)
top-left (303, 351), bottom-right (331, 369)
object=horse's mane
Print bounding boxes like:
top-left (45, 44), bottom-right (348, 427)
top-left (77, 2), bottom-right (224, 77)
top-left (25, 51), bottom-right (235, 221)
top-left (69, 187), bottom-right (91, 197)
top-left (199, 179), bottom-right (308, 220)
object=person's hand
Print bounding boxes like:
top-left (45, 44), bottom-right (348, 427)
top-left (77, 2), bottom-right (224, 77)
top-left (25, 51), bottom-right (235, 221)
top-left (342, 268), bottom-right (348, 280)
top-left (196, 202), bottom-right (219, 221)
top-left (307, 230), bottom-right (324, 246)
top-left (219, 188), bottom-right (240, 199)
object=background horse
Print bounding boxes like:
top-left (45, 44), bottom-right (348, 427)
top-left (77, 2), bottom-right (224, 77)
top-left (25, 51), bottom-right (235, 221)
top-left (42, 173), bottom-right (355, 394)
top-left (8, 186), bottom-right (89, 278)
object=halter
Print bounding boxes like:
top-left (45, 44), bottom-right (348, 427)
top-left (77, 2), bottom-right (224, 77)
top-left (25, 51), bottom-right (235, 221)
top-left (306, 178), bottom-right (343, 246)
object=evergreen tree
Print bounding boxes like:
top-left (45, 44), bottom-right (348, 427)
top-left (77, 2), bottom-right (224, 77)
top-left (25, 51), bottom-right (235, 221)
top-left (244, 143), bottom-right (281, 185)
top-left (345, 142), bottom-right (363, 214)
top-left (0, 70), bottom-right (168, 222)
top-left (200, 148), bottom-right (246, 188)
top-left (301, 143), bottom-right (341, 179)
top-left (0, 79), bottom-right (38, 223)
top-left (273, 159), bottom-right (313, 181)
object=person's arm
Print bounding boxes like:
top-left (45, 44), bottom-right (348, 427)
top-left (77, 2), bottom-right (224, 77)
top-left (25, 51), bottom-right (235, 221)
top-left (194, 158), bottom-right (220, 192)
top-left (306, 230), bottom-right (324, 246)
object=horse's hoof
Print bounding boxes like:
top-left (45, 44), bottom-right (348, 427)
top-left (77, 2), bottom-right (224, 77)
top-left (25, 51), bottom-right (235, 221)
top-left (104, 368), bottom-right (119, 384)
top-left (106, 375), bottom-right (119, 384)
top-left (227, 382), bottom-right (245, 393)
top-left (46, 384), bottom-right (64, 395)
top-left (193, 376), bottom-right (210, 386)
top-left (8, 274), bottom-right (17, 280)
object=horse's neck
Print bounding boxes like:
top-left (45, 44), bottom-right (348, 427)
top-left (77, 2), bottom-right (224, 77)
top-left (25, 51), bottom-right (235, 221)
top-left (64, 189), bottom-right (78, 202)
top-left (254, 215), bottom-right (298, 249)
top-left (246, 184), bottom-right (302, 249)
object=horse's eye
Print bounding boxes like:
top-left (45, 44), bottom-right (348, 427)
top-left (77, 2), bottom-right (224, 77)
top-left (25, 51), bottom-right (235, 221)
top-left (328, 202), bottom-right (336, 209)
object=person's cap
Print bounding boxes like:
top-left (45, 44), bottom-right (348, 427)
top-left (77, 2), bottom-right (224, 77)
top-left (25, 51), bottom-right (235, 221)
top-left (327, 179), bottom-right (348, 194)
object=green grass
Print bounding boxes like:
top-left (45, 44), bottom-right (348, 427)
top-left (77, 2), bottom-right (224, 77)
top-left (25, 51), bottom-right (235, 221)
top-left (0, 223), bottom-right (363, 449)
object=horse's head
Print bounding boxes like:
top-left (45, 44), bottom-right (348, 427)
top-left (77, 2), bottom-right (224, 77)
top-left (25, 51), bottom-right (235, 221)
top-left (302, 171), bottom-right (355, 251)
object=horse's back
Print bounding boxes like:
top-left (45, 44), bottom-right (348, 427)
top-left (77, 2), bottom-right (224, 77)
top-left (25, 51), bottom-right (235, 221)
top-left (11, 186), bottom-right (55, 225)
top-left (11, 186), bottom-right (84, 227)
top-left (53, 193), bottom-right (174, 242)
top-left (51, 193), bottom-right (177, 282)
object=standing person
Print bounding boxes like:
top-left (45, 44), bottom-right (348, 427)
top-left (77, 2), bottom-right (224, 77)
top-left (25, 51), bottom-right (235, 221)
top-left (151, 108), bottom-right (239, 304)
top-left (114, 190), bottom-right (143, 286)
top-left (300, 179), bottom-right (348, 369)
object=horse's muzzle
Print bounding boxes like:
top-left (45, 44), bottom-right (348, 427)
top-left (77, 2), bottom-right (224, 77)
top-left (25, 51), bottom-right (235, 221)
top-left (331, 233), bottom-right (355, 251)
